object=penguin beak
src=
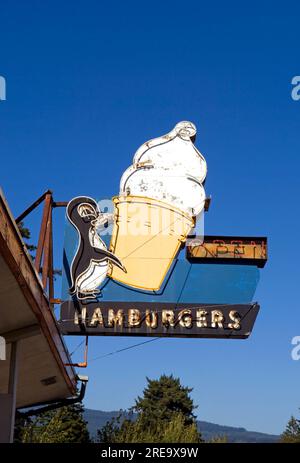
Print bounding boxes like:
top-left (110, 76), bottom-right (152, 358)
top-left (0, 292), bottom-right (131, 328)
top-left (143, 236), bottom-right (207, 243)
top-left (114, 259), bottom-right (127, 273)
top-left (104, 249), bottom-right (127, 273)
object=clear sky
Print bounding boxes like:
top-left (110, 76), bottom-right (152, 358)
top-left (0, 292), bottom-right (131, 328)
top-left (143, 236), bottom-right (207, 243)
top-left (1, 1), bottom-right (300, 435)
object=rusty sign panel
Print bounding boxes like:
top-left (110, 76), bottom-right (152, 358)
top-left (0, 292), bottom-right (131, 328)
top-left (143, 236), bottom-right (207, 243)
top-left (187, 236), bottom-right (267, 268)
top-left (60, 301), bottom-right (259, 339)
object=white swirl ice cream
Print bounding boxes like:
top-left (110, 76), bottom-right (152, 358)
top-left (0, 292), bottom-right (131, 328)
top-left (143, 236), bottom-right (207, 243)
top-left (119, 121), bottom-right (207, 216)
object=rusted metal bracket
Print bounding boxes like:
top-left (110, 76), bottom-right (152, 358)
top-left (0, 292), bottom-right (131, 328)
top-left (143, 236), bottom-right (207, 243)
top-left (16, 191), bottom-right (68, 303)
top-left (65, 336), bottom-right (89, 368)
top-left (50, 298), bottom-right (62, 305)
top-left (53, 201), bottom-right (68, 208)
top-left (15, 190), bottom-right (53, 224)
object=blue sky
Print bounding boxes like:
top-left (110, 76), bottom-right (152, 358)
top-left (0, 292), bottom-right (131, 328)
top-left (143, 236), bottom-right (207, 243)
top-left (1, 1), bottom-right (300, 435)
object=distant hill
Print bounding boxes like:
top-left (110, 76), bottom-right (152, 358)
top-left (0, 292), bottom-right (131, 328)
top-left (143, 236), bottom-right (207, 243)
top-left (84, 409), bottom-right (279, 443)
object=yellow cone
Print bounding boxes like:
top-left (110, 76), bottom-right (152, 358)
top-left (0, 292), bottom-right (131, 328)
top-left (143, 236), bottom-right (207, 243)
top-left (109, 196), bottom-right (194, 291)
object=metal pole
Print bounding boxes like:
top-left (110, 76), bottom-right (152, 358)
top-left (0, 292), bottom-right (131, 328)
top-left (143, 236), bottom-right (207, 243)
top-left (8, 341), bottom-right (19, 443)
top-left (35, 192), bottom-right (52, 274)
top-left (42, 205), bottom-right (52, 289)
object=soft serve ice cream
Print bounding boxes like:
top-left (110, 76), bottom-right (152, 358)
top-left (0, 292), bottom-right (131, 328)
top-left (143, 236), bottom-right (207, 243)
top-left (109, 121), bottom-right (207, 291)
top-left (119, 121), bottom-right (207, 216)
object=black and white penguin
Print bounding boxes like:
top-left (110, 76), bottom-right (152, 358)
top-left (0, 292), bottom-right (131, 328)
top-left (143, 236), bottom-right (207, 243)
top-left (67, 196), bottom-right (126, 300)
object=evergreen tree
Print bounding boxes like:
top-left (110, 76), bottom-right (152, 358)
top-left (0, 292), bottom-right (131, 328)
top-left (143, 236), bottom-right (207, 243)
top-left (159, 413), bottom-right (202, 443)
top-left (17, 219), bottom-right (61, 275)
top-left (14, 415), bottom-right (32, 443)
top-left (135, 374), bottom-right (196, 429)
top-left (97, 375), bottom-right (202, 443)
top-left (17, 221), bottom-right (37, 258)
top-left (15, 403), bottom-right (90, 443)
top-left (97, 413), bottom-right (123, 443)
top-left (280, 414), bottom-right (300, 443)
top-left (97, 412), bottom-right (202, 444)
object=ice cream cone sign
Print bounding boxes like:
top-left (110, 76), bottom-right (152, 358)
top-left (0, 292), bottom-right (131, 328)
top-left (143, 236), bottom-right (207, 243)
top-left (109, 121), bottom-right (207, 291)
top-left (62, 121), bottom-right (265, 339)
top-left (66, 122), bottom-right (207, 299)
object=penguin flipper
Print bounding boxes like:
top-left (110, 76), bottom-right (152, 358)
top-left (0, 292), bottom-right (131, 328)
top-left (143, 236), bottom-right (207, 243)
top-left (99, 248), bottom-right (126, 273)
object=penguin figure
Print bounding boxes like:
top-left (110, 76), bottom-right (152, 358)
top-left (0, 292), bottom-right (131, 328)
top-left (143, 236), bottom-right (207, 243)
top-left (67, 196), bottom-right (126, 300)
